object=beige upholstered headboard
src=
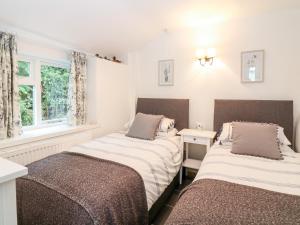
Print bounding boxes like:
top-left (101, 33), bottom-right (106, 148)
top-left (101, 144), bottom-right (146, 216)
top-left (214, 99), bottom-right (294, 145)
top-left (136, 98), bottom-right (189, 131)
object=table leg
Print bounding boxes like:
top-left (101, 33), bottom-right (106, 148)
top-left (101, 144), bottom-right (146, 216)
top-left (179, 167), bottom-right (182, 185)
top-left (185, 143), bottom-right (189, 176)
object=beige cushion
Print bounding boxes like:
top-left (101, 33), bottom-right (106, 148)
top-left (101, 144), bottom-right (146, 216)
top-left (231, 122), bottom-right (282, 160)
top-left (126, 113), bottom-right (163, 140)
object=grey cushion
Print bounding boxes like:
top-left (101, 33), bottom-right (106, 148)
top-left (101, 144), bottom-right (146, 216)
top-left (126, 113), bottom-right (163, 140)
top-left (231, 122), bottom-right (282, 160)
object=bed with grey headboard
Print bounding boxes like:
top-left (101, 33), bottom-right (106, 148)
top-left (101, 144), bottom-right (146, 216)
top-left (136, 98), bottom-right (189, 131)
top-left (17, 97), bottom-right (190, 225)
top-left (214, 99), bottom-right (294, 146)
top-left (136, 98), bottom-right (189, 222)
top-left (165, 99), bottom-right (299, 225)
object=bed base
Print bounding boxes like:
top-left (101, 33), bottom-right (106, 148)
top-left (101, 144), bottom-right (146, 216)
top-left (148, 172), bottom-right (179, 223)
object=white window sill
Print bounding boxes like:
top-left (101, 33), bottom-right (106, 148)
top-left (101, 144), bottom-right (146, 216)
top-left (0, 124), bottom-right (101, 150)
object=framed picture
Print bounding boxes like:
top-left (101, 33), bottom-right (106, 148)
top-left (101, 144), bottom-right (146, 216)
top-left (241, 50), bottom-right (264, 83)
top-left (158, 59), bottom-right (174, 86)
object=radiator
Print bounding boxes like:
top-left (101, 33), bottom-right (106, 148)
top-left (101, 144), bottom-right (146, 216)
top-left (0, 127), bottom-right (97, 166)
top-left (2, 143), bottom-right (65, 166)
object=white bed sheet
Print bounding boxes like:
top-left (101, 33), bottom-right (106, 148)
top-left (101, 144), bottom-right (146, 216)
top-left (195, 142), bottom-right (300, 196)
top-left (68, 132), bottom-right (183, 209)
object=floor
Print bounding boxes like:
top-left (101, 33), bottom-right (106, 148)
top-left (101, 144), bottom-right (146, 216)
top-left (152, 178), bottom-right (192, 225)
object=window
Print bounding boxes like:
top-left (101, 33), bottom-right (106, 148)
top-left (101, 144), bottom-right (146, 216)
top-left (18, 56), bottom-right (70, 128)
top-left (19, 85), bottom-right (34, 126)
top-left (17, 61), bottom-right (30, 77)
top-left (41, 64), bottom-right (69, 122)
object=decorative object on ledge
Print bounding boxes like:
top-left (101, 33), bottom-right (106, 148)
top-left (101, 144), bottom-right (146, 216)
top-left (112, 56), bottom-right (122, 63)
top-left (95, 54), bottom-right (103, 59)
top-left (241, 50), bottom-right (264, 83)
top-left (158, 59), bottom-right (174, 86)
top-left (95, 54), bottom-right (122, 63)
top-left (196, 48), bottom-right (216, 66)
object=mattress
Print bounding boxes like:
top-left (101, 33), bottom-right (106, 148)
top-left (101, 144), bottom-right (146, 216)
top-left (68, 132), bottom-right (183, 209)
top-left (195, 142), bottom-right (300, 196)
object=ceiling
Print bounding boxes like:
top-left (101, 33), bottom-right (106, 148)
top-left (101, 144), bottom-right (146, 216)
top-left (0, 0), bottom-right (299, 56)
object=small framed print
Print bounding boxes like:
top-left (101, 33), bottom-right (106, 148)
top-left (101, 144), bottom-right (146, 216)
top-left (241, 50), bottom-right (264, 83)
top-left (158, 59), bottom-right (174, 86)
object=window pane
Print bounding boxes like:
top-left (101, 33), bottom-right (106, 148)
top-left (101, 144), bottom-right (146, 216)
top-left (17, 61), bottom-right (30, 77)
top-left (19, 85), bottom-right (34, 126)
top-left (41, 65), bottom-right (69, 121)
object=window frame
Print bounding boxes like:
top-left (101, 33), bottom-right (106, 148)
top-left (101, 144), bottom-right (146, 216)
top-left (17, 54), bottom-right (71, 130)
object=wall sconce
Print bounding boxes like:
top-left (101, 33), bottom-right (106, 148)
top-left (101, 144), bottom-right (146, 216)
top-left (196, 48), bottom-right (216, 66)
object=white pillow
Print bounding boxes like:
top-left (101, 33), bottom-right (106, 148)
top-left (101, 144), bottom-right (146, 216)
top-left (156, 128), bottom-right (178, 138)
top-left (219, 122), bottom-right (291, 146)
top-left (277, 126), bottom-right (292, 146)
top-left (218, 122), bottom-right (233, 142)
top-left (158, 117), bottom-right (175, 132)
top-left (123, 117), bottom-right (135, 131)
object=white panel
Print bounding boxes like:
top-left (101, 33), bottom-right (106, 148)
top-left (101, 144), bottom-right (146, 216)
top-left (0, 180), bottom-right (17, 225)
top-left (88, 58), bottom-right (131, 136)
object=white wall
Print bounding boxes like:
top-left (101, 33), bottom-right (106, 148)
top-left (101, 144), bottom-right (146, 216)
top-left (18, 39), bottom-right (69, 62)
top-left (87, 58), bottom-right (131, 136)
top-left (129, 9), bottom-right (300, 151)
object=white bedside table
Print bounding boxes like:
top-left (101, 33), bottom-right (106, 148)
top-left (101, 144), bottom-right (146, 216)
top-left (178, 129), bottom-right (216, 184)
top-left (0, 158), bottom-right (28, 225)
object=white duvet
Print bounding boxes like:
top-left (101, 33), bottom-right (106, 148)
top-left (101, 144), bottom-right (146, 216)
top-left (195, 142), bottom-right (300, 196)
top-left (68, 132), bottom-right (183, 209)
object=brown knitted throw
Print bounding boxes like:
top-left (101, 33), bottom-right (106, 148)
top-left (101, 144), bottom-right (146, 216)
top-left (17, 152), bottom-right (148, 225)
top-left (166, 179), bottom-right (300, 225)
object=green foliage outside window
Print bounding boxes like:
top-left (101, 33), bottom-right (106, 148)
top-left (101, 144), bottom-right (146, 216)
top-left (41, 65), bottom-right (70, 121)
top-left (19, 85), bottom-right (34, 126)
top-left (17, 61), bottom-right (30, 77)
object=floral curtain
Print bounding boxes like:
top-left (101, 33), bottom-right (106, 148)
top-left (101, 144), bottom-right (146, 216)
top-left (68, 51), bottom-right (87, 126)
top-left (0, 32), bottom-right (22, 139)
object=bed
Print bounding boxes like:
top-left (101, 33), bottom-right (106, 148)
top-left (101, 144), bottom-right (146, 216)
top-left (16, 98), bottom-right (189, 225)
top-left (165, 99), bottom-right (300, 225)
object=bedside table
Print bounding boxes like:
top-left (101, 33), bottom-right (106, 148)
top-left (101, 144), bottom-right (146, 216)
top-left (178, 129), bottom-right (216, 184)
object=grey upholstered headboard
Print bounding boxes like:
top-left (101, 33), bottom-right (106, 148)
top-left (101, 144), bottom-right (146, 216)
top-left (214, 99), bottom-right (294, 145)
top-left (136, 98), bottom-right (189, 131)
